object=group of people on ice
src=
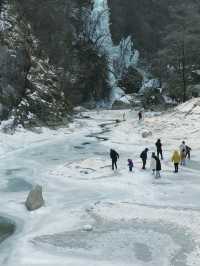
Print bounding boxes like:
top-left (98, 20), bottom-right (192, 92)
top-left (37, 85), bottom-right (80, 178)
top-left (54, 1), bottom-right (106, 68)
top-left (140, 139), bottom-right (163, 178)
top-left (110, 140), bottom-right (191, 178)
top-left (171, 141), bottom-right (191, 172)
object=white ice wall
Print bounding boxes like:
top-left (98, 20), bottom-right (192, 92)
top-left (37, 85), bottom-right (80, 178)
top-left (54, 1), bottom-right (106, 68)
top-left (89, 0), bottom-right (139, 103)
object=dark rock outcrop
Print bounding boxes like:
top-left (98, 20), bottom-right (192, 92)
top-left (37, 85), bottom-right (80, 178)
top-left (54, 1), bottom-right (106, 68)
top-left (118, 67), bottom-right (143, 94)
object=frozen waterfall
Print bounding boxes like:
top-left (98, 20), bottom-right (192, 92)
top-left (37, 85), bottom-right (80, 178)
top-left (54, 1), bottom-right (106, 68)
top-left (89, 0), bottom-right (139, 103)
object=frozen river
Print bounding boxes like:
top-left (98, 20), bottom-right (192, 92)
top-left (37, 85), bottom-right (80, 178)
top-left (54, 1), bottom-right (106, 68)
top-left (0, 104), bottom-right (200, 265)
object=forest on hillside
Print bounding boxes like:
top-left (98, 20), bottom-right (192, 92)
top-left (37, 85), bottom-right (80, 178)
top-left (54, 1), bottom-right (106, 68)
top-left (109, 0), bottom-right (200, 102)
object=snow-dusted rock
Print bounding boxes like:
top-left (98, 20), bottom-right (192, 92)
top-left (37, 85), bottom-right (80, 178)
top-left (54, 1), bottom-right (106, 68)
top-left (25, 185), bottom-right (44, 211)
top-left (82, 224), bottom-right (93, 232)
top-left (73, 106), bottom-right (88, 113)
top-left (0, 118), bottom-right (15, 134)
top-left (112, 100), bottom-right (131, 110)
top-left (142, 131), bottom-right (152, 138)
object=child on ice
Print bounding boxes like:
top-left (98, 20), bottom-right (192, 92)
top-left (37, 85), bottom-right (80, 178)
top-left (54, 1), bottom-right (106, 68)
top-left (128, 159), bottom-right (134, 172)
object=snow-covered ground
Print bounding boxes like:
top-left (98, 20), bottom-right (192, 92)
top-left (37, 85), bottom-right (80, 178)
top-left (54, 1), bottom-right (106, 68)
top-left (0, 98), bottom-right (200, 266)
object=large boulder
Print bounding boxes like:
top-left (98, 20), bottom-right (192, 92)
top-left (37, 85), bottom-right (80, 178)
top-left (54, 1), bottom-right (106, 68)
top-left (25, 185), bottom-right (44, 211)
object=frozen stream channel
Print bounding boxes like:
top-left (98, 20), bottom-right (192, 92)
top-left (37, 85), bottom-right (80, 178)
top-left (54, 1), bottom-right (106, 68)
top-left (0, 106), bottom-right (200, 265)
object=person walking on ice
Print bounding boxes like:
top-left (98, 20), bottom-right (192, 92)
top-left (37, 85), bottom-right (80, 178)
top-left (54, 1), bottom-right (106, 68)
top-left (150, 152), bottom-right (156, 175)
top-left (180, 141), bottom-right (186, 153)
top-left (154, 154), bottom-right (161, 178)
top-left (171, 150), bottom-right (181, 173)
top-left (138, 111), bottom-right (143, 121)
top-left (180, 149), bottom-right (186, 166)
top-left (128, 159), bottom-right (134, 172)
top-left (140, 148), bottom-right (149, 170)
top-left (155, 139), bottom-right (163, 160)
top-left (110, 149), bottom-right (119, 171)
top-left (179, 141), bottom-right (187, 165)
top-left (186, 145), bottom-right (192, 160)
top-left (123, 112), bottom-right (126, 121)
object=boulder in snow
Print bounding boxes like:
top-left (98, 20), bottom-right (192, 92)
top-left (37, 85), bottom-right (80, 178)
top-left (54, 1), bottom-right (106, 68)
top-left (142, 131), bottom-right (152, 138)
top-left (25, 185), bottom-right (44, 211)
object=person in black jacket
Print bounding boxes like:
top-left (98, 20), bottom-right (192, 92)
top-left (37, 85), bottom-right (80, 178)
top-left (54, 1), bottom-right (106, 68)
top-left (138, 111), bottom-right (143, 121)
top-left (155, 139), bottom-right (163, 160)
top-left (140, 148), bottom-right (149, 169)
top-left (110, 149), bottom-right (119, 170)
top-left (186, 145), bottom-right (191, 160)
top-left (153, 154), bottom-right (161, 178)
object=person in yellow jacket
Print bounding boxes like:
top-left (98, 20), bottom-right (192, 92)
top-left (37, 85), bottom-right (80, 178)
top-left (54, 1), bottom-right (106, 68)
top-left (171, 150), bottom-right (181, 173)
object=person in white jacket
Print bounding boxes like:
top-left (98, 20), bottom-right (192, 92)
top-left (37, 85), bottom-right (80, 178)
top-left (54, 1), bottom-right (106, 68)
top-left (150, 152), bottom-right (156, 175)
top-left (180, 141), bottom-right (186, 152)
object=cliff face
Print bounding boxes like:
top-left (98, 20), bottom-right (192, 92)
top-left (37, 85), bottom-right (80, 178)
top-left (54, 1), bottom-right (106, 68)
top-left (108, 0), bottom-right (170, 57)
top-left (0, 2), bottom-right (70, 128)
top-left (16, 0), bottom-right (110, 106)
top-left (0, 0), bottom-right (110, 128)
top-left (108, 0), bottom-right (200, 58)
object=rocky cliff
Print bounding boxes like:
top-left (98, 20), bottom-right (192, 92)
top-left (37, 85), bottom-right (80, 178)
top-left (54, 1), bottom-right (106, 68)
top-left (108, 0), bottom-right (200, 58)
top-left (0, 0), bottom-right (110, 129)
top-left (0, 1), bottom-right (70, 128)
top-left (17, 0), bottom-right (110, 105)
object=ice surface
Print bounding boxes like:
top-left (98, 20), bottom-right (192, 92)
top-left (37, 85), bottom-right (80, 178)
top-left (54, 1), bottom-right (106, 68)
top-left (0, 99), bottom-right (200, 265)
